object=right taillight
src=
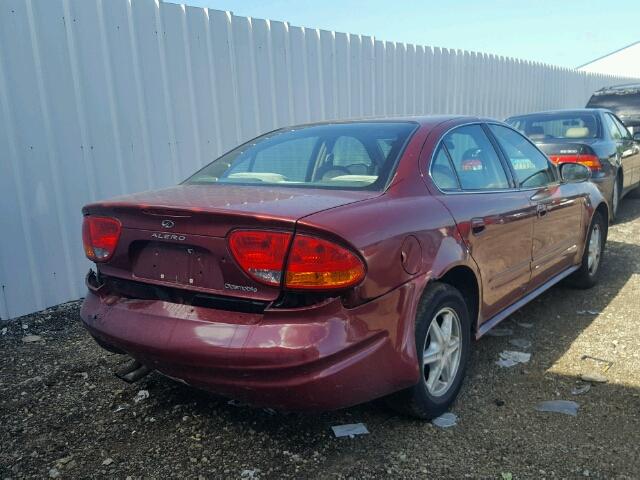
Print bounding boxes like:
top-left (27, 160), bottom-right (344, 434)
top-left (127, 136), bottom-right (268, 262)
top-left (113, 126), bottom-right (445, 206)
top-left (82, 216), bottom-right (122, 262)
top-left (549, 154), bottom-right (602, 172)
top-left (228, 230), bottom-right (365, 290)
top-left (284, 235), bottom-right (365, 290)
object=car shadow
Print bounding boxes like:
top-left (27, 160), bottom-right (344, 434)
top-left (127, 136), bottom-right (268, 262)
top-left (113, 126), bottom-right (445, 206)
top-left (613, 196), bottom-right (640, 225)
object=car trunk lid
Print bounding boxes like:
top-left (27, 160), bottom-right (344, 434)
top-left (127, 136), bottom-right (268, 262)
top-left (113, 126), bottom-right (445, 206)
top-left (83, 184), bottom-right (377, 302)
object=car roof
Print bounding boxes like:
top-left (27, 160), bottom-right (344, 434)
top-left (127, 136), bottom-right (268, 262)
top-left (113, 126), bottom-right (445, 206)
top-left (505, 108), bottom-right (610, 119)
top-left (593, 83), bottom-right (640, 95)
top-left (279, 115), bottom-right (487, 130)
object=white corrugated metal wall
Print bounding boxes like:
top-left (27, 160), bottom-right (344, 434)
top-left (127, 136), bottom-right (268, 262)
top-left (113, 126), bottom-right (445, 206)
top-left (0, 0), bottom-right (636, 320)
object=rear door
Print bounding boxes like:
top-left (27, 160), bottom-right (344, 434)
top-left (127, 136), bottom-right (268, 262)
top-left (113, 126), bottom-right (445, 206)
top-left (429, 124), bottom-right (535, 321)
top-left (487, 124), bottom-right (585, 290)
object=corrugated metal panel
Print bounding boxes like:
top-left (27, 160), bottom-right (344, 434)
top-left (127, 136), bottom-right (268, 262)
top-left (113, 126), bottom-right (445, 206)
top-left (0, 0), bottom-right (637, 320)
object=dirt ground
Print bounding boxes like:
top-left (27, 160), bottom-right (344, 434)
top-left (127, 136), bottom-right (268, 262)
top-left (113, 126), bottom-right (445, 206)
top-left (2, 199), bottom-right (639, 480)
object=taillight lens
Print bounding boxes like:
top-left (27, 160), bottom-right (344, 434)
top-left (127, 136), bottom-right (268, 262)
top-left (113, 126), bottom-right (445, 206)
top-left (228, 230), bottom-right (365, 290)
top-left (549, 154), bottom-right (601, 171)
top-left (82, 216), bottom-right (122, 262)
top-left (285, 235), bottom-right (365, 290)
top-left (228, 230), bottom-right (293, 286)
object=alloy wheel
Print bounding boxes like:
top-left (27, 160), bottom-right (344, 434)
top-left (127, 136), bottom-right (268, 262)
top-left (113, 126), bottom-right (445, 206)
top-left (423, 307), bottom-right (462, 397)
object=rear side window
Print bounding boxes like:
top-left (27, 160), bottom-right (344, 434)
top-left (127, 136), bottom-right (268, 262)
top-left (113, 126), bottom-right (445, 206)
top-left (442, 125), bottom-right (510, 190)
top-left (488, 124), bottom-right (556, 188)
top-left (186, 122), bottom-right (417, 190)
top-left (431, 146), bottom-right (459, 191)
top-left (603, 114), bottom-right (623, 140)
top-left (609, 114), bottom-right (631, 140)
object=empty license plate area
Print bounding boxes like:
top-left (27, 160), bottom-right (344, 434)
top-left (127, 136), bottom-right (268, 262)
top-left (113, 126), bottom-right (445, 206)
top-left (132, 242), bottom-right (223, 289)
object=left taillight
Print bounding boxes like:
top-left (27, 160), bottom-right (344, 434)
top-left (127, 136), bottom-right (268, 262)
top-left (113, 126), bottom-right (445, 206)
top-left (82, 216), bottom-right (122, 262)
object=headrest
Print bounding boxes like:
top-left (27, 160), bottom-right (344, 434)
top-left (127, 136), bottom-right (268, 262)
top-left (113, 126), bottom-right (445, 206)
top-left (565, 127), bottom-right (589, 138)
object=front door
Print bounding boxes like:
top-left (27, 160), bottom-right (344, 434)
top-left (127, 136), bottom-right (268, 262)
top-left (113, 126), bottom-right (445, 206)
top-left (528, 184), bottom-right (585, 287)
top-left (487, 124), bottom-right (584, 290)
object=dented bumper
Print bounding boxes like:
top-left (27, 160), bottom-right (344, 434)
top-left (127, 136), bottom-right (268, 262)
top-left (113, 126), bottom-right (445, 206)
top-left (80, 279), bottom-right (422, 411)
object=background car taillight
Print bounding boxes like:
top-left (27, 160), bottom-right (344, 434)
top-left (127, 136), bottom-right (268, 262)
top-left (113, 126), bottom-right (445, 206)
top-left (228, 230), bottom-right (365, 290)
top-left (82, 216), bottom-right (122, 262)
top-left (548, 153), bottom-right (602, 172)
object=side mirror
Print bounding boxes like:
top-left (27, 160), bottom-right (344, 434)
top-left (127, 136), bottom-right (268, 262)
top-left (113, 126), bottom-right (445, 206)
top-left (633, 132), bottom-right (640, 142)
top-left (559, 162), bottom-right (591, 183)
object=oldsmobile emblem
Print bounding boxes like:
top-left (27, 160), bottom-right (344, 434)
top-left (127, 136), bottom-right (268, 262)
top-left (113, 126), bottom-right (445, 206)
top-left (161, 219), bottom-right (175, 229)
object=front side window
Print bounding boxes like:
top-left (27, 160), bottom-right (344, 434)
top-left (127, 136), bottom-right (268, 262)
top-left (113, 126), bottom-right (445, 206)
top-left (186, 122), bottom-right (417, 190)
top-left (442, 125), bottom-right (510, 190)
top-left (489, 124), bottom-right (556, 188)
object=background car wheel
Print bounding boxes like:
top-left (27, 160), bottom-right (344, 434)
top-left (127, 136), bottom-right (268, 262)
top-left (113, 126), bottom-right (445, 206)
top-left (386, 282), bottom-right (471, 420)
top-left (567, 211), bottom-right (606, 289)
top-left (611, 177), bottom-right (620, 221)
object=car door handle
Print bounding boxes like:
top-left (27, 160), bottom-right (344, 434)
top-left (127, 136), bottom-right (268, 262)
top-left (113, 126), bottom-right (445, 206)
top-left (536, 203), bottom-right (547, 217)
top-left (471, 217), bottom-right (486, 235)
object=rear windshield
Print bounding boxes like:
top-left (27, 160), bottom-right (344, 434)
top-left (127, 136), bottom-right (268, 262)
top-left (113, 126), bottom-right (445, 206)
top-left (185, 122), bottom-right (418, 190)
top-left (506, 113), bottom-right (599, 140)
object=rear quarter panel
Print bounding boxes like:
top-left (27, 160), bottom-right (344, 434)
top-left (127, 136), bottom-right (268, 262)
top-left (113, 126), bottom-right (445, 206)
top-left (297, 121), bottom-right (479, 306)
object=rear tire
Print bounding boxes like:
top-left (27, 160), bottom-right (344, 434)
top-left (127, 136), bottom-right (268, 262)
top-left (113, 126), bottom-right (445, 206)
top-left (386, 282), bottom-right (471, 420)
top-left (567, 211), bottom-right (606, 289)
top-left (611, 176), bottom-right (620, 221)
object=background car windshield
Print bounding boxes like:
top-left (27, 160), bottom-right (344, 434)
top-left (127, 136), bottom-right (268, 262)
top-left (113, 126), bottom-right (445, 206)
top-left (185, 122), bottom-right (417, 190)
top-left (506, 113), bottom-right (599, 140)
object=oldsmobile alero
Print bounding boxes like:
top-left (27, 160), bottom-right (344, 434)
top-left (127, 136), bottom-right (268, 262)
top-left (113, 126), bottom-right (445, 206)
top-left (80, 116), bottom-right (607, 418)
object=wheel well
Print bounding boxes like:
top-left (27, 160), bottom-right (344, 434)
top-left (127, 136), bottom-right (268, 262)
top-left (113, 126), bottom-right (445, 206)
top-left (438, 266), bottom-right (480, 331)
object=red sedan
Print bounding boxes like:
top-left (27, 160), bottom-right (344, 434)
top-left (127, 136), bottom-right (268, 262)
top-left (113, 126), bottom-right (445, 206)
top-left (80, 116), bottom-right (607, 418)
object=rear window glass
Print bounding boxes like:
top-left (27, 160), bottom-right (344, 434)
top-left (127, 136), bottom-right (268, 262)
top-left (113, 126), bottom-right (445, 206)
top-left (506, 113), bottom-right (599, 140)
top-left (185, 122), bottom-right (417, 190)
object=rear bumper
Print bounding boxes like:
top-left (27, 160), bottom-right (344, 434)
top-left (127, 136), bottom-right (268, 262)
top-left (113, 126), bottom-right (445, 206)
top-left (80, 279), bottom-right (421, 411)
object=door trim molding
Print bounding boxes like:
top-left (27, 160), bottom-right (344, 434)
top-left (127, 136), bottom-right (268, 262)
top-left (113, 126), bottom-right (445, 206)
top-left (476, 264), bottom-right (579, 339)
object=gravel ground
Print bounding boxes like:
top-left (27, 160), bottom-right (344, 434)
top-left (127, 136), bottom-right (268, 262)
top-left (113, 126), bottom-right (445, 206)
top-left (2, 199), bottom-right (639, 480)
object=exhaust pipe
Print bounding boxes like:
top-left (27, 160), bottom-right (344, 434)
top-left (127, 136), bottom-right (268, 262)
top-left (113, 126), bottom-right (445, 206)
top-left (115, 359), bottom-right (151, 383)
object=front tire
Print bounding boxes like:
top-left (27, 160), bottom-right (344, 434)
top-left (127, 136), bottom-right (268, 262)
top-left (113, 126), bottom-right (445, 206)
top-left (567, 211), bottom-right (605, 289)
top-left (386, 282), bottom-right (471, 419)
